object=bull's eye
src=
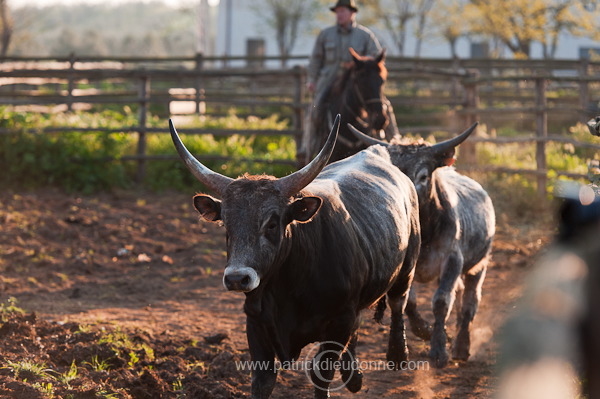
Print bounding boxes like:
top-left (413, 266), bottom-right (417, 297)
top-left (263, 215), bottom-right (280, 244)
top-left (415, 170), bottom-right (430, 189)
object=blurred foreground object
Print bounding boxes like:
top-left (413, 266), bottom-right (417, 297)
top-left (496, 181), bottom-right (600, 399)
top-left (587, 115), bottom-right (600, 136)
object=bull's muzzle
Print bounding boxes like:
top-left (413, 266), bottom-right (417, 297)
top-left (223, 266), bottom-right (260, 292)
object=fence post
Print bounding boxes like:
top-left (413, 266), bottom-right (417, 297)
top-left (136, 74), bottom-right (150, 183)
top-left (535, 77), bottom-right (548, 200)
top-left (461, 71), bottom-right (480, 165)
top-left (579, 56), bottom-right (590, 121)
top-left (194, 52), bottom-right (205, 115)
top-left (293, 65), bottom-right (306, 169)
top-left (67, 53), bottom-right (75, 111)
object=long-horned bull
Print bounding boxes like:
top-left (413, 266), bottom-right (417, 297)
top-left (171, 116), bottom-right (421, 398)
top-left (350, 122), bottom-right (496, 368)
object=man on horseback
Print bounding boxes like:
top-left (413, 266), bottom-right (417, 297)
top-left (307, 0), bottom-right (381, 102)
top-left (301, 0), bottom-right (398, 165)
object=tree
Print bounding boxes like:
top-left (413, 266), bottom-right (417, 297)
top-left (367, 0), bottom-right (416, 56)
top-left (413, 0), bottom-right (436, 58)
top-left (0, 0), bottom-right (12, 56)
top-left (427, 0), bottom-right (470, 58)
top-left (467, 0), bottom-right (600, 59)
top-left (251, 0), bottom-right (320, 67)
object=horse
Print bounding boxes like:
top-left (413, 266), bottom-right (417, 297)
top-left (304, 47), bottom-right (399, 164)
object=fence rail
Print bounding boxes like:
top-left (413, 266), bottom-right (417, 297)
top-left (2, 54), bottom-right (600, 194)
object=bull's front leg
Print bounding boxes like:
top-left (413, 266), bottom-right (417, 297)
top-left (430, 251), bottom-right (463, 368)
top-left (247, 319), bottom-right (277, 399)
top-left (311, 315), bottom-right (356, 399)
top-left (340, 330), bottom-right (363, 393)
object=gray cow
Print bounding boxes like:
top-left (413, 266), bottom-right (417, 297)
top-left (171, 116), bottom-right (421, 398)
top-left (350, 123), bottom-right (496, 368)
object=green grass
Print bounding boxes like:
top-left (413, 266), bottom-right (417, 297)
top-left (469, 121), bottom-right (598, 223)
top-left (0, 297), bottom-right (26, 322)
top-left (0, 107), bottom-right (296, 193)
top-left (1, 106), bottom-right (596, 221)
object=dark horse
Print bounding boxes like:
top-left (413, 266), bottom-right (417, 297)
top-left (306, 48), bottom-right (398, 164)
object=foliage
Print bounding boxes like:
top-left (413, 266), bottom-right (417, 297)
top-left (0, 297), bottom-right (25, 322)
top-left (426, 0), bottom-right (470, 57)
top-left (3, 359), bottom-right (53, 380)
top-left (10, 1), bottom-right (197, 57)
top-left (473, 121), bottom-right (598, 221)
top-left (465, 0), bottom-right (600, 58)
top-left (0, 107), bottom-right (296, 193)
top-left (0, 108), bottom-right (134, 193)
top-left (249, 0), bottom-right (320, 66)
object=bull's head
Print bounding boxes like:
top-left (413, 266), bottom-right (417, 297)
top-left (171, 116), bottom-right (340, 293)
top-left (348, 122), bottom-right (478, 201)
top-left (349, 47), bottom-right (388, 133)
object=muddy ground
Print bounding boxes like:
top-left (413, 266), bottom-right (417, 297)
top-left (0, 189), bottom-right (550, 398)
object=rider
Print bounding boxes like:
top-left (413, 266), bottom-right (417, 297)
top-left (307, 0), bottom-right (382, 105)
top-left (300, 0), bottom-right (382, 165)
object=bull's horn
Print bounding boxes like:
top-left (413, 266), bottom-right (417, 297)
top-left (169, 119), bottom-right (233, 196)
top-left (277, 114), bottom-right (340, 197)
top-left (347, 123), bottom-right (389, 147)
top-left (430, 122), bottom-right (478, 155)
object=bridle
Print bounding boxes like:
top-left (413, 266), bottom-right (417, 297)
top-left (341, 73), bottom-right (384, 129)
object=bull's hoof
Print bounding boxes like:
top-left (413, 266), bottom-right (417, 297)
top-left (452, 343), bottom-right (471, 361)
top-left (342, 369), bottom-right (363, 393)
top-left (313, 388), bottom-right (330, 399)
top-left (409, 320), bottom-right (432, 341)
top-left (429, 347), bottom-right (449, 368)
top-left (452, 328), bottom-right (471, 361)
top-left (386, 347), bottom-right (409, 370)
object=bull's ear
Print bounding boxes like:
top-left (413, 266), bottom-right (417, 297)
top-left (288, 196), bottom-right (322, 223)
top-left (193, 194), bottom-right (222, 222)
top-left (436, 148), bottom-right (456, 168)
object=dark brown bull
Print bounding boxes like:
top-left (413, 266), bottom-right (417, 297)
top-left (171, 116), bottom-right (421, 398)
top-left (350, 123), bottom-right (496, 368)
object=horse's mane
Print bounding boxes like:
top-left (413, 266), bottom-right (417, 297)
top-left (329, 52), bottom-right (388, 97)
top-left (330, 66), bottom-right (354, 96)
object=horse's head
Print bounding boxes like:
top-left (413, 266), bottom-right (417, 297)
top-left (349, 47), bottom-right (388, 132)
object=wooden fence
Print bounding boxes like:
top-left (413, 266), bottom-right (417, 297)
top-left (2, 54), bottom-right (600, 196)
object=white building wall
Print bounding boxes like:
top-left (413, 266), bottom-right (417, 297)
top-left (212, 1), bottom-right (600, 64)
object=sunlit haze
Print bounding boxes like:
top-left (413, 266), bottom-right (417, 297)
top-left (13, 0), bottom-right (220, 7)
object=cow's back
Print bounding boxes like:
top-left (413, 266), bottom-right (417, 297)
top-left (438, 167), bottom-right (495, 268)
top-left (305, 145), bottom-right (420, 306)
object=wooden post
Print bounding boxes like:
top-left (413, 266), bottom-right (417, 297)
top-left (293, 65), bottom-right (306, 169)
top-left (136, 74), bottom-right (150, 183)
top-left (194, 52), bottom-right (205, 115)
top-left (535, 77), bottom-right (548, 200)
top-left (67, 53), bottom-right (75, 111)
top-left (461, 72), bottom-right (480, 165)
top-left (450, 57), bottom-right (460, 107)
top-left (579, 56), bottom-right (590, 121)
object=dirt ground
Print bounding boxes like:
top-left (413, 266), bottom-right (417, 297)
top-left (0, 189), bottom-right (550, 398)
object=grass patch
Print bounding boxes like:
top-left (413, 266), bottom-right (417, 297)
top-left (0, 107), bottom-right (296, 193)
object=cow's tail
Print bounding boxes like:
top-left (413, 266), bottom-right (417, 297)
top-left (373, 296), bottom-right (387, 324)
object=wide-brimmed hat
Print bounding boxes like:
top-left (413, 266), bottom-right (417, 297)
top-left (330, 0), bottom-right (358, 13)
